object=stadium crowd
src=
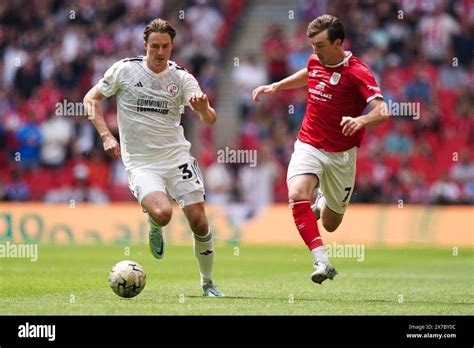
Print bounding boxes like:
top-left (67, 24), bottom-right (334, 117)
top-left (223, 0), bottom-right (474, 212)
top-left (0, 0), bottom-right (243, 202)
top-left (0, 0), bottom-right (472, 210)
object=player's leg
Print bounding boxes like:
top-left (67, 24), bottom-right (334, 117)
top-left (318, 147), bottom-right (357, 233)
top-left (142, 192), bottom-right (172, 259)
top-left (168, 158), bottom-right (223, 297)
top-left (181, 198), bottom-right (223, 297)
top-left (129, 169), bottom-right (171, 259)
top-left (288, 174), bottom-right (323, 254)
top-left (141, 191), bottom-right (173, 227)
top-left (320, 201), bottom-right (344, 232)
top-left (287, 140), bottom-right (337, 284)
top-left (311, 192), bottom-right (344, 231)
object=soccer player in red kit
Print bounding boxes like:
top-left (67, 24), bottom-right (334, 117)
top-left (252, 15), bottom-right (389, 284)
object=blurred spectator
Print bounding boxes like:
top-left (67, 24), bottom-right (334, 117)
top-left (409, 174), bottom-right (430, 204)
top-left (385, 13), bottom-right (410, 64)
top-left (352, 173), bottom-right (379, 203)
top-left (179, 37), bottom-right (218, 76)
top-left (237, 141), bottom-right (282, 214)
top-left (455, 84), bottom-right (474, 121)
top-left (73, 118), bottom-right (96, 156)
top-left (110, 158), bottom-right (129, 186)
top-left (199, 63), bottom-right (218, 103)
top-left (287, 23), bottom-right (314, 73)
top-left (232, 54), bottom-right (268, 120)
top-left (450, 150), bottom-right (474, 184)
top-left (44, 161), bottom-right (109, 203)
top-left (384, 121), bottom-right (413, 154)
top-left (429, 173), bottom-right (462, 205)
top-left (405, 69), bottom-right (432, 104)
top-left (438, 55), bottom-right (468, 91)
top-left (16, 111), bottom-right (43, 171)
top-left (383, 173), bottom-right (406, 204)
top-left (40, 113), bottom-right (73, 169)
top-left (54, 63), bottom-right (77, 92)
top-left (417, 2), bottom-right (460, 65)
top-left (2, 40), bottom-right (28, 88)
top-left (14, 56), bottom-right (42, 100)
top-left (463, 181), bottom-right (474, 203)
top-left (70, 162), bottom-right (110, 203)
top-left (369, 151), bottom-right (390, 201)
top-left (452, 18), bottom-right (474, 67)
top-left (299, 0), bottom-right (327, 22)
top-left (4, 170), bottom-right (30, 201)
top-left (262, 24), bottom-right (289, 82)
top-left (185, 0), bottom-right (224, 48)
top-left (205, 160), bottom-right (234, 205)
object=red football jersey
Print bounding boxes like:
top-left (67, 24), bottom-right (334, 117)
top-left (298, 52), bottom-right (383, 152)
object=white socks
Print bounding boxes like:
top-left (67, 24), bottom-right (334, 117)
top-left (193, 228), bottom-right (214, 285)
top-left (311, 245), bottom-right (329, 264)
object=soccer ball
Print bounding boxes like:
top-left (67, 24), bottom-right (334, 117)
top-left (108, 260), bottom-right (146, 298)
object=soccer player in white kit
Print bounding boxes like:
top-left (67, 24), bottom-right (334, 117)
top-left (83, 18), bottom-right (223, 297)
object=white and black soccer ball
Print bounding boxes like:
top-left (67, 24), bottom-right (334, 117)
top-left (109, 260), bottom-right (146, 298)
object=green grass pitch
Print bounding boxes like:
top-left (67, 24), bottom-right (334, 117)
top-left (0, 244), bottom-right (472, 315)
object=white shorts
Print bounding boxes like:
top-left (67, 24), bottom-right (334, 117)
top-left (287, 139), bottom-right (356, 215)
top-left (127, 156), bottom-right (205, 207)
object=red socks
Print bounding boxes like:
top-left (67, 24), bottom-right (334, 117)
top-left (290, 200), bottom-right (323, 250)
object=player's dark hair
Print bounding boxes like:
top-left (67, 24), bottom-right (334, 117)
top-left (307, 14), bottom-right (345, 44)
top-left (143, 18), bottom-right (176, 43)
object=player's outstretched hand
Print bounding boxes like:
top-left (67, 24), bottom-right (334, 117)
top-left (252, 83), bottom-right (279, 102)
top-left (189, 92), bottom-right (210, 112)
top-left (102, 134), bottom-right (121, 159)
top-left (340, 116), bottom-right (363, 136)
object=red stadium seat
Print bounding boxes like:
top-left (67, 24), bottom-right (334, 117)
top-left (27, 168), bottom-right (55, 200)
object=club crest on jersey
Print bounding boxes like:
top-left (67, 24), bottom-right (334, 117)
top-left (330, 72), bottom-right (341, 85)
top-left (167, 83), bottom-right (179, 95)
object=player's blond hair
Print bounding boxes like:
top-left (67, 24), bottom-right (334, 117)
top-left (307, 14), bottom-right (345, 43)
top-left (143, 18), bottom-right (176, 43)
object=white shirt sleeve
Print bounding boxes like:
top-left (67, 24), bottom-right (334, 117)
top-left (182, 72), bottom-right (202, 108)
top-left (96, 60), bottom-right (124, 97)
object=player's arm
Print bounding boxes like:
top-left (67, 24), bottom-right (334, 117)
top-left (83, 86), bottom-right (121, 159)
top-left (340, 98), bottom-right (389, 137)
top-left (252, 68), bottom-right (308, 102)
top-left (189, 92), bottom-right (216, 125)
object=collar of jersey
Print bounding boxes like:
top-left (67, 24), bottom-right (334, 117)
top-left (142, 59), bottom-right (170, 76)
top-left (324, 51), bottom-right (352, 68)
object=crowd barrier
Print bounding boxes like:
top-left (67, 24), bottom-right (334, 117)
top-left (0, 203), bottom-right (472, 247)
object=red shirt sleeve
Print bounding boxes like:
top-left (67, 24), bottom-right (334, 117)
top-left (351, 63), bottom-right (384, 104)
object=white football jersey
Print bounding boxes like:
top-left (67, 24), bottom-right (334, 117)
top-left (96, 56), bottom-right (201, 170)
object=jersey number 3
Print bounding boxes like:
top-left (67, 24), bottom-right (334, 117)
top-left (178, 163), bottom-right (193, 180)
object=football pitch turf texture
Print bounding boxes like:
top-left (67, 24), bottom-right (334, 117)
top-left (1, 244), bottom-right (472, 315)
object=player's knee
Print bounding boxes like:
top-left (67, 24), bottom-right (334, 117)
top-left (190, 216), bottom-right (209, 236)
top-left (288, 187), bottom-right (311, 202)
top-left (148, 207), bottom-right (172, 226)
